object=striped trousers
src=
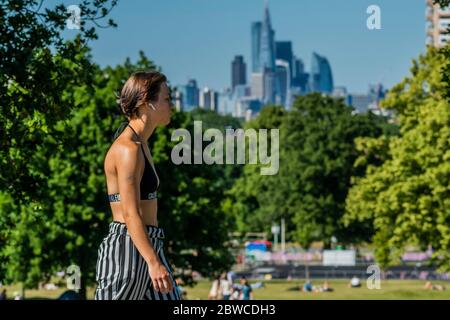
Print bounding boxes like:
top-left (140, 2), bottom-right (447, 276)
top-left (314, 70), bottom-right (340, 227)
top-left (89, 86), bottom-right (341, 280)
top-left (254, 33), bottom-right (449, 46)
top-left (95, 221), bottom-right (182, 300)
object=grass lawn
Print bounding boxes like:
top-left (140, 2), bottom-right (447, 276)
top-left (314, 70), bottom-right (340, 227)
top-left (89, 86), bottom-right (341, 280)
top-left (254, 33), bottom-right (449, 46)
top-left (184, 279), bottom-right (450, 300)
top-left (2, 279), bottom-right (450, 300)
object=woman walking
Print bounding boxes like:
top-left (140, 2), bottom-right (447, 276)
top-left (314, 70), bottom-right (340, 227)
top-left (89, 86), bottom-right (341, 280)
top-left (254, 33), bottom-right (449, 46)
top-left (95, 71), bottom-right (181, 300)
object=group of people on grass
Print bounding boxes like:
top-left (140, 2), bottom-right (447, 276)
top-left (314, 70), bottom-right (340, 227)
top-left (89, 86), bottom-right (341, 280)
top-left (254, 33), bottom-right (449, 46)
top-left (208, 272), bottom-right (255, 300)
top-left (301, 275), bottom-right (361, 292)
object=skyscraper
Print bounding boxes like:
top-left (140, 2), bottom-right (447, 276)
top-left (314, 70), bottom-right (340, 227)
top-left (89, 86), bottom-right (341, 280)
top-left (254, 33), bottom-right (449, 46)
top-left (293, 57), bottom-right (304, 79)
top-left (426, 0), bottom-right (450, 48)
top-left (263, 68), bottom-right (276, 105)
top-left (291, 57), bottom-right (309, 94)
top-left (178, 79), bottom-right (199, 111)
top-left (199, 87), bottom-right (219, 112)
top-left (234, 84), bottom-right (251, 99)
top-left (275, 59), bottom-right (291, 108)
top-left (275, 41), bottom-right (293, 80)
top-left (231, 55), bottom-right (247, 91)
top-left (251, 73), bottom-right (264, 100)
top-left (251, 22), bottom-right (262, 73)
top-left (309, 52), bottom-right (334, 94)
top-left (259, 2), bottom-right (276, 72)
top-left (174, 90), bottom-right (183, 112)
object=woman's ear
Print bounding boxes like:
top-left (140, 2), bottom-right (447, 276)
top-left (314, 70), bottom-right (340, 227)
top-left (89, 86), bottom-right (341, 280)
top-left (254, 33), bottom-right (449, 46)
top-left (148, 102), bottom-right (156, 111)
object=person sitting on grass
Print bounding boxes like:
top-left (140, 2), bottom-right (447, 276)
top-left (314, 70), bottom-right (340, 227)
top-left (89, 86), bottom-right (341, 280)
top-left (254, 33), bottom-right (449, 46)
top-left (424, 281), bottom-right (446, 291)
top-left (322, 281), bottom-right (334, 292)
top-left (314, 281), bottom-right (334, 292)
top-left (302, 281), bottom-right (313, 292)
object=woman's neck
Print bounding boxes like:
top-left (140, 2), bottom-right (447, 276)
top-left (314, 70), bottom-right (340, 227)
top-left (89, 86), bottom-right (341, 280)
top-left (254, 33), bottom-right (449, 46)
top-left (128, 119), bottom-right (156, 143)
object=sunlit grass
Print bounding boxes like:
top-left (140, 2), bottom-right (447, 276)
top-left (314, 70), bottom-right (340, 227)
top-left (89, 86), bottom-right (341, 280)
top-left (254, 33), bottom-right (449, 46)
top-left (183, 279), bottom-right (450, 300)
top-left (3, 279), bottom-right (449, 300)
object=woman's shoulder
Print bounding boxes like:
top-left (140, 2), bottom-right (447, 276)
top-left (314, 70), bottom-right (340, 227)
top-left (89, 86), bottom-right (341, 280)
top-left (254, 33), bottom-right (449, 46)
top-left (107, 138), bottom-right (143, 167)
top-left (112, 135), bottom-right (144, 153)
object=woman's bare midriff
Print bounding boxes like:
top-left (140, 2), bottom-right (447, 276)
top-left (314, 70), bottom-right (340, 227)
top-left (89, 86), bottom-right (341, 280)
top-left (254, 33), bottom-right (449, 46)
top-left (105, 135), bottom-right (159, 227)
top-left (110, 200), bottom-right (158, 227)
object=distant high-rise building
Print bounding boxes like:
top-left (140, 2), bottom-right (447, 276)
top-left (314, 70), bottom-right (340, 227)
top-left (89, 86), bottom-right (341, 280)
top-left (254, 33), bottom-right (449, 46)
top-left (368, 83), bottom-right (386, 104)
top-left (349, 94), bottom-right (371, 113)
top-left (199, 87), bottom-right (219, 112)
top-left (332, 86), bottom-right (348, 98)
top-left (174, 90), bottom-right (183, 112)
top-left (294, 57), bottom-right (303, 76)
top-left (275, 41), bottom-right (293, 80)
top-left (237, 97), bottom-right (262, 119)
top-left (332, 86), bottom-right (351, 106)
top-left (251, 22), bottom-right (262, 72)
top-left (275, 59), bottom-right (291, 108)
top-left (234, 84), bottom-right (251, 99)
top-left (218, 88), bottom-right (234, 116)
top-left (426, 0), bottom-right (450, 48)
top-left (259, 2), bottom-right (276, 72)
top-left (178, 79), bottom-right (199, 111)
top-left (367, 83), bottom-right (390, 116)
top-left (232, 55), bottom-right (247, 91)
top-left (263, 68), bottom-right (276, 105)
top-left (348, 83), bottom-right (389, 116)
top-left (251, 73), bottom-right (264, 100)
top-left (310, 52), bottom-right (334, 94)
top-left (292, 57), bottom-right (309, 94)
top-left (250, 1), bottom-right (277, 106)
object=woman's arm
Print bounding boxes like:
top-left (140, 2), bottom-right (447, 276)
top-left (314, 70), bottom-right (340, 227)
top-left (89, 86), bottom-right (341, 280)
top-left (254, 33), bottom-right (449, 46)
top-left (117, 143), bottom-right (173, 293)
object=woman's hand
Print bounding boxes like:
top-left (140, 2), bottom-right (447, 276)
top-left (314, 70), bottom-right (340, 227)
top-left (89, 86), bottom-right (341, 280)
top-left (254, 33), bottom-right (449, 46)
top-left (148, 261), bottom-right (174, 294)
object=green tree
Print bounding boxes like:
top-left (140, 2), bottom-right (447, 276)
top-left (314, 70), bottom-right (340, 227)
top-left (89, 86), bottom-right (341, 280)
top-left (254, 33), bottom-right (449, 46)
top-left (1, 50), bottom-right (238, 296)
top-left (283, 95), bottom-right (391, 247)
top-left (0, 0), bottom-right (117, 289)
top-left (227, 98), bottom-right (391, 248)
top-left (0, 0), bottom-right (117, 200)
top-left (344, 46), bottom-right (450, 271)
top-left (434, 0), bottom-right (450, 100)
top-left (224, 106), bottom-right (286, 234)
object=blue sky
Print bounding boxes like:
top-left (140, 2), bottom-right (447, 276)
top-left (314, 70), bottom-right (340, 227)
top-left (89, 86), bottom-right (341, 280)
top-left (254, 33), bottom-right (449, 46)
top-left (63, 0), bottom-right (427, 93)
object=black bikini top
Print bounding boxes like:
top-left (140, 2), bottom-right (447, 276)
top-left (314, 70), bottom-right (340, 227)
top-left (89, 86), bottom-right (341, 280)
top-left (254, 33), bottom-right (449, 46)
top-left (107, 124), bottom-right (160, 202)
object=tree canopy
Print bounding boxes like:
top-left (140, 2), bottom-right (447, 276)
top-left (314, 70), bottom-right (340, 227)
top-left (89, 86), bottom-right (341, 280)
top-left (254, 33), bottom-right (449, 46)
top-left (226, 96), bottom-right (395, 248)
top-left (344, 46), bottom-right (450, 271)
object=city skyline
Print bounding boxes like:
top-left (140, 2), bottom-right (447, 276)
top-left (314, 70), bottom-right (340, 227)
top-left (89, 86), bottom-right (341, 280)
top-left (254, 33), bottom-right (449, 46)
top-left (75, 0), bottom-right (427, 93)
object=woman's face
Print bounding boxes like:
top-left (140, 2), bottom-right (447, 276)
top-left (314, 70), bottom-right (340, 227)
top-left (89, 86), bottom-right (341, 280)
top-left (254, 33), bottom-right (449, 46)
top-left (150, 82), bottom-right (173, 126)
